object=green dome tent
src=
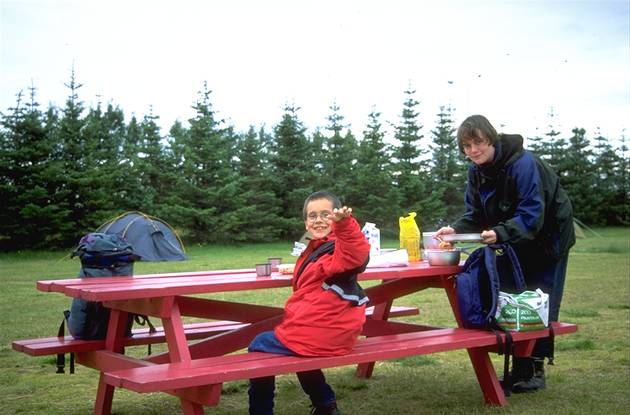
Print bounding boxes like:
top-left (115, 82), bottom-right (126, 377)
top-left (96, 211), bottom-right (186, 261)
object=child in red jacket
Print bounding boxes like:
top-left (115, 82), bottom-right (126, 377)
top-left (248, 191), bottom-right (370, 415)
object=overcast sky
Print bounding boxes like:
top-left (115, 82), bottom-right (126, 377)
top-left (1, 0), bottom-right (629, 144)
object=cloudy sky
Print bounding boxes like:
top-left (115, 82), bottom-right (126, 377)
top-left (1, 0), bottom-right (628, 143)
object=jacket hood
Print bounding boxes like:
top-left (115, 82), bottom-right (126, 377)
top-left (477, 134), bottom-right (525, 178)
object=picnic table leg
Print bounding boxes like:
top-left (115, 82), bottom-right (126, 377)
top-left (94, 309), bottom-right (128, 415)
top-left (95, 372), bottom-right (116, 415)
top-left (161, 298), bottom-right (193, 362)
top-left (442, 276), bottom-right (507, 406)
top-left (356, 298), bottom-right (393, 378)
top-left (161, 297), bottom-right (206, 414)
top-left (467, 349), bottom-right (507, 406)
top-left (180, 399), bottom-right (206, 415)
top-left (355, 277), bottom-right (433, 379)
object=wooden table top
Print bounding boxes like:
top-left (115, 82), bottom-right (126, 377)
top-left (37, 261), bottom-right (463, 302)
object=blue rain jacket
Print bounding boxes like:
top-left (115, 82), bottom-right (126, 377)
top-left (452, 134), bottom-right (575, 288)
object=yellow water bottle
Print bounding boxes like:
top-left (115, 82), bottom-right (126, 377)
top-left (399, 212), bottom-right (421, 262)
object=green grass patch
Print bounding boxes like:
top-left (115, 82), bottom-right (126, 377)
top-left (2, 227), bottom-right (629, 414)
top-left (393, 354), bottom-right (438, 367)
top-left (555, 337), bottom-right (597, 351)
top-left (607, 303), bottom-right (630, 310)
top-left (561, 308), bottom-right (601, 318)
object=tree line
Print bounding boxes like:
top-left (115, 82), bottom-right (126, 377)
top-left (1, 74), bottom-right (628, 250)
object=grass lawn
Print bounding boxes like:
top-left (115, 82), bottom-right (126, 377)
top-left (1, 228), bottom-right (628, 414)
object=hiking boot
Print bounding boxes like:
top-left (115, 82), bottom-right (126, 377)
top-left (309, 402), bottom-right (341, 415)
top-left (511, 357), bottom-right (546, 393)
top-left (499, 356), bottom-right (530, 389)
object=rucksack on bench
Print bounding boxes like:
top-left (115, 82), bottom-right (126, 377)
top-left (57, 233), bottom-right (155, 373)
top-left (455, 243), bottom-right (526, 394)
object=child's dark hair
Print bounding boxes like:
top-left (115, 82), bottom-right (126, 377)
top-left (302, 191), bottom-right (342, 220)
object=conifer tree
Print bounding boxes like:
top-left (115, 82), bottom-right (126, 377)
top-left (390, 87), bottom-right (438, 229)
top-left (592, 129), bottom-right (629, 224)
top-left (351, 109), bottom-right (400, 234)
top-left (80, 101), bottom-right (126, 223)
top-left (311, 128), bottom-right (326, 180)
top-left (529, 108), bottom-right (560, 163)
top-left (546, 124), bottom-right (570, 178)
top-left (617, 132), bottom-right (630, 224)
top-left (116, 115), bottom-right (148, 211)
top-left (232, 126), bottom-right (283, 241)
top-left (56, 70), bottom-right (92, 244)
top-left (562, 127), bottom-right (596, 222)
top-left (162, 84), bottom-right (239, 243)
top-left (269, 104), bottom-right (316, 239)
top-left (0, 88), bottom-right (65, 249)
top-left (428, 106), bottom-right (466, 226)
top-left (320, 103), bottom-right (358, 199)
top-left (136, 112), bottom-right (173, 214)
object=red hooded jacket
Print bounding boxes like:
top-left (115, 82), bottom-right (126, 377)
top-left (274, 216), bottom-right (370, 356)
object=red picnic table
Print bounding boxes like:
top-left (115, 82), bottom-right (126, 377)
top-left (24, 261), bottom-right (576, 414)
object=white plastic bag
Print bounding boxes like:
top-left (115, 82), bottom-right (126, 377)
top-left (495, 289), bottom-right (549, 331)
top-left (366, 249), bottom-right (408, 268)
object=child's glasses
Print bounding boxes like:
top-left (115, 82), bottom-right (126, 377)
top-left (306, 211), bottom-right (332, 222)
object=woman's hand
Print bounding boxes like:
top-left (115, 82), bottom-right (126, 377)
top-left (434, 226), bottom-right (455, 239)
top-left (481, 229), bottom-right (497, 244)
top-left (332, 206), bottom-right (353, 222)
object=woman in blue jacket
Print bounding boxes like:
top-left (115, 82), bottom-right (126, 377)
top-left (436, 114), bottom-right (575, 393)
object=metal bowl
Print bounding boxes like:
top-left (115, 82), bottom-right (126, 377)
top-left (425, 249), bottom-right (461, 266)
top-left (422, 232), bottom-right (440, 250)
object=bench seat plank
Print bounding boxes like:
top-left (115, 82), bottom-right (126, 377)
top-left (12, 320), bottom-right (248, 356)
top-left (13, 306), bottom-right (419, 357)
top-left (104, 323), bottom-right (577, 393)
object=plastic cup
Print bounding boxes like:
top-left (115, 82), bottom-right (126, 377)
top-left (255, 263), bottom-right (272, 277)
top-left (268, 257), bottom-right (282, 272)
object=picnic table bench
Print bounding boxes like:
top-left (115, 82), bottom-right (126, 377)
top-left (104, 323), bottom-right (577, 399)
top-left (13, 263), bottom-right (577, 414)
top-left (13, 305), bottom-right (418, 358)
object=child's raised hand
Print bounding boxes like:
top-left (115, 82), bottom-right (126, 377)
top-left (332, 206), bottom-right (352, 222)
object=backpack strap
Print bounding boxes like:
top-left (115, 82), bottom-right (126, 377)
top-left (487, 243), bottom-right (527, 292)
top-left (548, 322), bottom-right (556, 365)
top-left (57, 311), bottom-right (75, 374)
top-left (56, 315), bottom-right (66, 374)
top-left (482, 247), bottom-right (501, 326)
top-left (133, 314), bottom-right (157, 355)
top-left (483, 244), bottom-right (520, 396)
top-left (295, 240), bottom-right (336, 282)
top-left (489, 321), bottom-right (513, 397)
top-left (501, 244), bottom-right (527, 291)
top-left (499, 328), bottom-right (513, 396)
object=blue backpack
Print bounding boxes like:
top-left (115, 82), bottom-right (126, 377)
top-left (66, 233), bottom-right (139, 340)
top-left (456, 243), bottom-right (526, 329)
top-left (57, 233), bottom-right (154, 374)
top-left (456, 243), bottom-right (527, 395)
